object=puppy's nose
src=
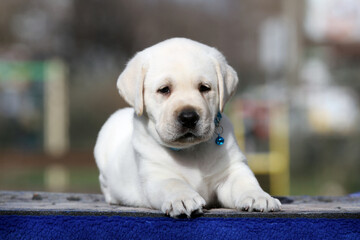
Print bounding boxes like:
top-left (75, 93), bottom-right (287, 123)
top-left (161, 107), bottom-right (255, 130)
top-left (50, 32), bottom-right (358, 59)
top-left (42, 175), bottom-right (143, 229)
top-left (178, 110), bottom-right (199, 129)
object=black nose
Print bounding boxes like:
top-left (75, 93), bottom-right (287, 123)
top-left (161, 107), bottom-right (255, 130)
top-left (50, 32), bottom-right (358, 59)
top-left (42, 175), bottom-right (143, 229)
top-left (178, 110), bottom-right (199, 129)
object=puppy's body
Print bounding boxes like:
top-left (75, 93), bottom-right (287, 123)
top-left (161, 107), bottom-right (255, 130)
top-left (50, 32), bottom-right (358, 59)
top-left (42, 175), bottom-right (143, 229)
top-left (94, 38), bottom-right (281, 217)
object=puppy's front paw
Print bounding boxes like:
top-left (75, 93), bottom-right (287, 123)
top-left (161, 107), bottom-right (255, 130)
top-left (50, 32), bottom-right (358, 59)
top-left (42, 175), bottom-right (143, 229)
top-left (161, 191), bottom-right (206, 218)
top-left (235, 190), bottom-right (281, 212)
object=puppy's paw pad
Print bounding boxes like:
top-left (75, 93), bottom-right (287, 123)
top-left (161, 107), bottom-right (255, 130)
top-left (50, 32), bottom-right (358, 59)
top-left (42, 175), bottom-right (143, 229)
top-left (235, 190), bottom-right (281, 212)
top-left (161, 193), bottom-right (206, 218)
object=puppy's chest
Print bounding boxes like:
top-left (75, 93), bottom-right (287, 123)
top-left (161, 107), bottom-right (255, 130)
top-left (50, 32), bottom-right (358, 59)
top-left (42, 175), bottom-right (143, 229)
top-left (170, 163), bottom-right (215, 201)
top-left (170, 152), bottom-right (224, 192)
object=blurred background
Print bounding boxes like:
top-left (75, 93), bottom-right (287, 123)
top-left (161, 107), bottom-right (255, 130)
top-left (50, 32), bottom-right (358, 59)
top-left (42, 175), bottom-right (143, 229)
top-left (0, 0), bottom-right (359, 196)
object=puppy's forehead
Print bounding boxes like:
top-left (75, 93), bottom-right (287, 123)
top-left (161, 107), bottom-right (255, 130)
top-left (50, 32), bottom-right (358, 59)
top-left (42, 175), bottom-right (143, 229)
top-left (146, 47), bottom-right (216, 84)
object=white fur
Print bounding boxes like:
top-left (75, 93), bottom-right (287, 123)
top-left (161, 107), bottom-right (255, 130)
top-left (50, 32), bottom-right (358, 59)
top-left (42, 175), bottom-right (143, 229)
top-left (94, 38), bottom-right (281, 217)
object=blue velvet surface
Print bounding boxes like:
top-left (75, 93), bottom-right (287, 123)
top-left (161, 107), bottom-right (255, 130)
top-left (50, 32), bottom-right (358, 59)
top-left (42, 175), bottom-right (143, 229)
top-left (1, 215), bottom-right (360, 240)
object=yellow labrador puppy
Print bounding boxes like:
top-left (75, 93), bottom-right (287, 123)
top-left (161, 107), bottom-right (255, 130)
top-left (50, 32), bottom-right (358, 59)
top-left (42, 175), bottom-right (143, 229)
top-left (94, 38), bottom-right (281, 217)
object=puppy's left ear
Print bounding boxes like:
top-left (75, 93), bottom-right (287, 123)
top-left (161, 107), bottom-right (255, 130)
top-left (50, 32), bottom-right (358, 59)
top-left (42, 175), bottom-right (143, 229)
top-left (212, 52), bottom-right (239, 112)
top-left (117, 52), bottom-right (148, 116)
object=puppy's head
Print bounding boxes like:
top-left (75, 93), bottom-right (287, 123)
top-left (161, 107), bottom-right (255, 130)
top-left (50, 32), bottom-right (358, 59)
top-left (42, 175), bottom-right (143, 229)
top-left (117, 38), bottom-right (238, 149)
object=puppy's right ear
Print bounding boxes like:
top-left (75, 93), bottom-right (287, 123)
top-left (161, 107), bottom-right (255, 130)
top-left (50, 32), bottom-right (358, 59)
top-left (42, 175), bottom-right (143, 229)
top-left (117, 52), bottom-right (148, 116)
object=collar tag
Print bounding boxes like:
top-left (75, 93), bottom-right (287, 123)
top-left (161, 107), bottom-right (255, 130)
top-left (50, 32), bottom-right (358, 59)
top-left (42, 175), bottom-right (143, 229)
top-left (214, 112), bottom-right (225, 146)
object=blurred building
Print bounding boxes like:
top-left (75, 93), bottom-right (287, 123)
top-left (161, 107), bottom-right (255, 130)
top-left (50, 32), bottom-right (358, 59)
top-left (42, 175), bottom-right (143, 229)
top-left (0, 0), bottom-right (359, 195)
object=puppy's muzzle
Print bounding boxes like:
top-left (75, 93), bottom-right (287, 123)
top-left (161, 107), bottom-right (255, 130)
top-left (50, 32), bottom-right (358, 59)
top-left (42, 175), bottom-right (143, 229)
top-left (177, 109), bottom-right (199, 129)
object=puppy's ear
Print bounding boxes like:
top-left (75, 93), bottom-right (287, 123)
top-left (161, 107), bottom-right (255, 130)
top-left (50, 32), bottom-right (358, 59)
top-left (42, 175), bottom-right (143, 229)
top-left (212, 52), bottom-right (239, 112)
top-left (117, 52), bottom-right (148, 116)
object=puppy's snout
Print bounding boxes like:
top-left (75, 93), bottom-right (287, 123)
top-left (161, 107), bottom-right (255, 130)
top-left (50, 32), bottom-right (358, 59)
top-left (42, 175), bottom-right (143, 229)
top-left (178, 109), bottom-right (199, 129)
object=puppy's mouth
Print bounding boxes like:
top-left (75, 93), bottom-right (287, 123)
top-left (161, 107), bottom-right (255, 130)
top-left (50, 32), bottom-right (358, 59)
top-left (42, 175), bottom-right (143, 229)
top-left (155, 121), bottom-right (213, 148)
top-left (175, 130), bottom-right (209, 144)
top-left (178, 132), bottom-right (196, 140)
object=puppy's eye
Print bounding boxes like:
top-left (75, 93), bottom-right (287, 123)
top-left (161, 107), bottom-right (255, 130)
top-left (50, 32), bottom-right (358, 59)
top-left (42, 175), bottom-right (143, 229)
top-left (158, 86), bottom-right (171, 95)
top-left (199, 84), bottom-right (211, 93)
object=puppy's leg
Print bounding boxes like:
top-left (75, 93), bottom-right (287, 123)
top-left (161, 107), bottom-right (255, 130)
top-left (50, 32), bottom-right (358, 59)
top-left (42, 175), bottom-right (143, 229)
top-left (99, 173), bottom-right (116, 204)
top-left (217, 160), bottom-right (281, 212)
top-left (144, 178), bottom-right (206, 218)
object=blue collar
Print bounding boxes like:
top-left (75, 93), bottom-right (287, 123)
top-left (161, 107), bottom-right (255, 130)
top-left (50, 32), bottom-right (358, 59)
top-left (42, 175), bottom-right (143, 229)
top-left (170, 147), bottom-right (181, 151)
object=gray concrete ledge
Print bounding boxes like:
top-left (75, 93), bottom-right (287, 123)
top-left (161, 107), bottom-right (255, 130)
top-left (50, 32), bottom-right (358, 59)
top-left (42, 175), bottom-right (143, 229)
top-left (1, 191), bottom-right (359, 219)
